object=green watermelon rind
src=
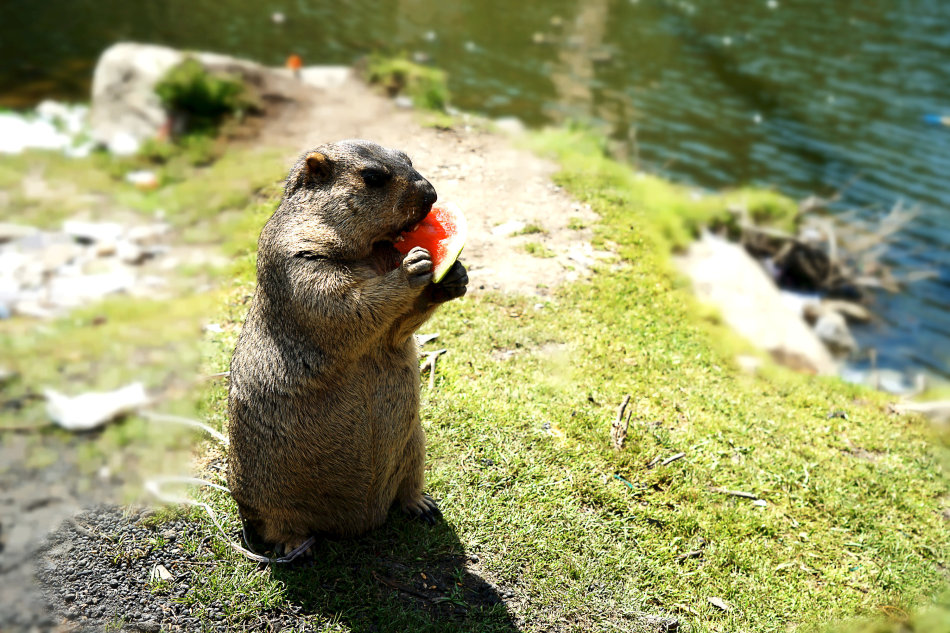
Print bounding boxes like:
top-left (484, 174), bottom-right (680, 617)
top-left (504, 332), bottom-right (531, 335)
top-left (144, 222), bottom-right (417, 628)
top-left (432, 201), bottom-right (467, 283)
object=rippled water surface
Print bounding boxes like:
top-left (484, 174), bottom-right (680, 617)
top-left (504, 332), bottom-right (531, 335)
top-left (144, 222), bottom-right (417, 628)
top-left (3, 0), bottom-right (949, 380)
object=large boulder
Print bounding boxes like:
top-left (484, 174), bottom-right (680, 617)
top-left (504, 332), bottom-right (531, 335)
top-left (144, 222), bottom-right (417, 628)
top-left (676, 232), bottom-right (837, 375)
top-left (89, 43), bottom-right (349, 154)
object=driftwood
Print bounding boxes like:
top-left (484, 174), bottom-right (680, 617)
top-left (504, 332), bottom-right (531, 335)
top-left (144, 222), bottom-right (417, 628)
top-left (737, 200), bottom-right (932, 302)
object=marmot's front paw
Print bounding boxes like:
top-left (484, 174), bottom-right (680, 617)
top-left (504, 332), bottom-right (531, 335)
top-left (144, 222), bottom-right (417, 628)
top-left (401, 246), bottom-right (433, 288)
top-left (429, 260), bottom-right (468, 303)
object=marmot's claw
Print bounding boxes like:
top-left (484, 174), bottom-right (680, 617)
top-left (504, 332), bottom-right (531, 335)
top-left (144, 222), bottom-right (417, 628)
top-left (405, 493), bottom-right (442, 525)
top-left (402, 246), bottom-right (433, 288)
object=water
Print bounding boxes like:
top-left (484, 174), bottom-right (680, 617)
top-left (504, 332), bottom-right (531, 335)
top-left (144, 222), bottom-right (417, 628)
top-left (2, 0), bottom-right (949, 381)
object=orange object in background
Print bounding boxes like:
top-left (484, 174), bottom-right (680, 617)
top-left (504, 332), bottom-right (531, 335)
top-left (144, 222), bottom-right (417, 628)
top-left (286, 54), bottom-right (303, 73)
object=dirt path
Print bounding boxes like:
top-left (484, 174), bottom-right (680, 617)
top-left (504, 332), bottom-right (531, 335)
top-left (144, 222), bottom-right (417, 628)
top-left (262, 74), bottom-right (603, 297)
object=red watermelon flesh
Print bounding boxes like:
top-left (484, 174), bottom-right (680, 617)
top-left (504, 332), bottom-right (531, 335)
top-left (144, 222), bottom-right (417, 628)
top-left (394, 202), bottom-right (467, 283)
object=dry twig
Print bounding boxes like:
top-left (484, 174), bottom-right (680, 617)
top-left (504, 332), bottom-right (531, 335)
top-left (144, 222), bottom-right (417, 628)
top-left (710, 487), bottom-right (759, 500)
top-left (610, 394), bottom-right (631, 450)
top-left (661, 452), bottom-right (686, 466)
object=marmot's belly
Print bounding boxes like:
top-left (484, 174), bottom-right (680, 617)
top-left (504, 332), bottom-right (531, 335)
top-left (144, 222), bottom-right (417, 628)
top-left (250, 355), bottom-right (419, 533)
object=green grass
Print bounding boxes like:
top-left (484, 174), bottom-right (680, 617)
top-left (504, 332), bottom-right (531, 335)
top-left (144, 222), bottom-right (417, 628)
top-left (3, 131), bottom-right (947, 632)
top-left (0, 145), bottom-right (286, 493)
top-left (513, 223), bottom-right (546, 236)
top-left (521, 241), bottom-right (556, 258)
top-left (165, 132), bottom-right (946, 631)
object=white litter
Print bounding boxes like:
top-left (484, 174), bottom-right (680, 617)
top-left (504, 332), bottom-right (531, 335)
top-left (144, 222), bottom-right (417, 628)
top-left (45, 382), bottom-right (150, 431)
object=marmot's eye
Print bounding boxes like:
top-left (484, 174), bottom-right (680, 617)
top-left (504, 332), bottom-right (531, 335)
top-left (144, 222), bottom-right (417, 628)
top-left (361, 169), bottom-right (391, 188)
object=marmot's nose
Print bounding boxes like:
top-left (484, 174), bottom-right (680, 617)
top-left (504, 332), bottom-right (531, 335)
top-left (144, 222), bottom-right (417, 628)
top-left (419, 179), bottom-right (437, 208)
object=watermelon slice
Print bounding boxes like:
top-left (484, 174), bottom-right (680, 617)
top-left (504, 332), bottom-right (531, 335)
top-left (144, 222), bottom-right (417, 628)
top-left (394, 202), bottom-right (467, 283)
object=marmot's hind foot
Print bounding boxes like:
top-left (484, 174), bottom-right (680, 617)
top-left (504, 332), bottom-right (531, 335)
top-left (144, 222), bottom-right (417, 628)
top-left (275, 536), bottom-right (316, 561)
top-left (403, 493), bottom-right (442, 525)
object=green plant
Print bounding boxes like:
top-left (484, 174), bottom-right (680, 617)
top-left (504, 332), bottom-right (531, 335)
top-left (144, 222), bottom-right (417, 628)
top-left (514, 223), bottom-right (546, 236)
top-left (522, 241), bottom-right (555, 257)
top-left (154, 58), bottom-right (257, 136)
top-left (364, 55), bottom-right (449, 111)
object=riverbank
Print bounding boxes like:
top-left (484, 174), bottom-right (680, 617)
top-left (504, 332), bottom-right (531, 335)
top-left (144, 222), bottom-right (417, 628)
top-left (1, 49), bottom-right (947, 632)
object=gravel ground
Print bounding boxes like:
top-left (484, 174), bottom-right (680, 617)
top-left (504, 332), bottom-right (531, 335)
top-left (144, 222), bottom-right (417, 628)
top-left (34, 505), bottom-right (532, 633)
top-left (0, 434), bottom-right (117, 633)
top-left (36, 506), bottom-right (240, 632)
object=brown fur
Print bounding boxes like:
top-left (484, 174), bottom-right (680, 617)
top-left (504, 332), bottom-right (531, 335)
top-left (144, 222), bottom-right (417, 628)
top-left (226, 140), bottom-right (467, 551)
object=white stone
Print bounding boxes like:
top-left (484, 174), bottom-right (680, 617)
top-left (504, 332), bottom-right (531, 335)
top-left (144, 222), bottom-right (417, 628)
top-left (676, 232), bottom-right (836, 375)
top-left (63, 220), bottom-right (125, 244)
top-left (813, 311), bottom-right (857, 354)
top-left (298, 66), bottom-right (350, 89)
top-left (125, 223), bottom-right (170, 243)
top-left (47, 270), bottom-right (135, 306)
top-left (494, 116), bottom-right (526, 136)
top-left (0, 113), bottom-right (71, 154)
top-left (0, 223), bottom-right (39, 243)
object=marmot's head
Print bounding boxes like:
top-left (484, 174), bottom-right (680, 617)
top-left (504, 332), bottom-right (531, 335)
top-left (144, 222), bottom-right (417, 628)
top-left (280, 140), bottom-right (437, 259)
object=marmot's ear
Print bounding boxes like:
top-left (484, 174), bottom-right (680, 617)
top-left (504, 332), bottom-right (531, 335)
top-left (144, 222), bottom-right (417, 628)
top-left (306, 152), bottom-right (332, 180)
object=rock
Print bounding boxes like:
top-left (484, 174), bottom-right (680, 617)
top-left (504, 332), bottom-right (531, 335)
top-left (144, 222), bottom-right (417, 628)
top-left (736, 355), bottom-right (764, 373)
top-left (116, 241), bottom-right (148, 265)
top-left (63, 220), bottom-right (125, 244)
top-left (676, 232), bottom-right (836, 375)
top-left (90, 43), bottom-right (307, 152)
top-left (494, 116), bottom-right (526, 136)
top-left (39, 243), bottom-right (84, 273)
top-left (125, 223), bottom-right (170, 243)
top-left (297, 66), bottom-right (351, 90)
top-left (0, 223), bottom-right (39, 243)
top-left (125, 170), bottom-right (159, 190)
top-left (89, 44), bottom-right (182, 152)
top-left (47, 269), bottom-right (136, 307)
top-left (0, 111), bottom-right (73, 154)
top-left (813, 311), bottom-right (857, 354)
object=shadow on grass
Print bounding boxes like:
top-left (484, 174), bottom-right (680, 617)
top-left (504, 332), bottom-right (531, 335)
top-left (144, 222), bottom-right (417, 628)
top-left (273, 513), bottom-right (519, 633)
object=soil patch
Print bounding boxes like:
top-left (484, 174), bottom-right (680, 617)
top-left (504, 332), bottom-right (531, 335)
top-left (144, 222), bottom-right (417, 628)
top-left (258, 74), bottom-right (606, 297)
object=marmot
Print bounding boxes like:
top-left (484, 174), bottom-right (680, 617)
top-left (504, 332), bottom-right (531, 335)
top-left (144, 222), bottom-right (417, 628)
top-left (227, 140), bottom-right (468, 553)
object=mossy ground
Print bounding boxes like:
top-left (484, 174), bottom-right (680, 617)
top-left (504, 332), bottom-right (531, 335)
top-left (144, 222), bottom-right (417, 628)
top-left (2, 128), bottom-right (947, 632)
